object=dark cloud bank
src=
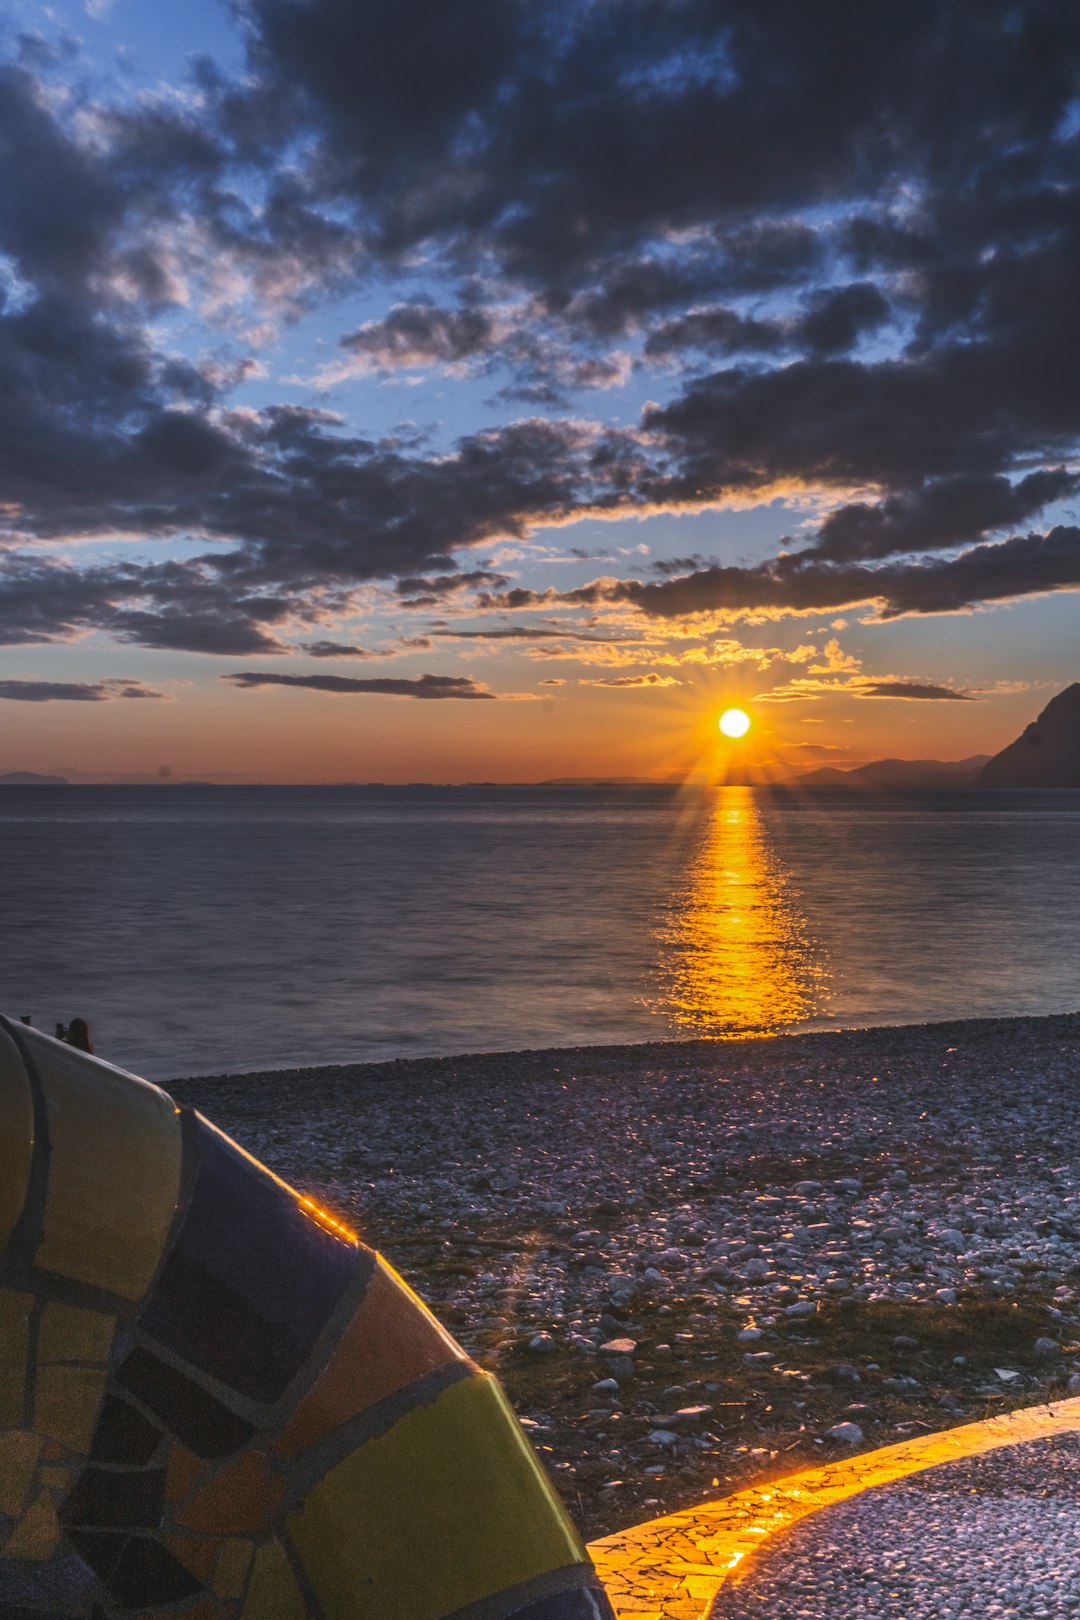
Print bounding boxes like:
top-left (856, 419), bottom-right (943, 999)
top-left (0, 678), bottom-right (165, 702)
top-left (2, 2), bottom-right (1080, 660)
top-left (224, 672), bottom-right (496, 698)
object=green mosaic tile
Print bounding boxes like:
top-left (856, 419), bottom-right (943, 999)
top-left (0, 1431), bottom-right (41, 1518)
top-left (0, 1028), bottom-right (33, 1252)
top-left (288, 1372), bottom-right (586, 1620)
top-left (240, 1539), bottom-right (305, 1620)
top-left (38, 1303), bottom-right (116, 1367)
top-left (27, 1029), bottom-right (182, 1300)
top-left (4, 1490), bottom-right (59, 1562)
top-left (34, 1365), bottom-right (107, 1455)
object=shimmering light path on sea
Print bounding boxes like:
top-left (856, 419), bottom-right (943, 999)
top-left (656, 787), bottom-right (827, 1037)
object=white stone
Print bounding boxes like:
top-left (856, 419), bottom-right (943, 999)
top-left (825, 1422), bottom-right (864, 1444)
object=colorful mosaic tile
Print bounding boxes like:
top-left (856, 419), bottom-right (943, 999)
top-left (25, 1027), bottom-right (183, 1300)
top-left (0, 1291), bottom-right (33, 1429)
top-left (275, 1257), bottom-right (463, 1458)
top-left (173, 1451), bottom-right (284, 1535)
top-left (0, 1431), bottom-right (42, 1518)
top-left (33, 1365), bottom-right (108, 1454)
top-left (240, 1540), bottom-right (305, 1620)
top-left (0, 1026), bottom-right (34, 1251)
top-left (39, 1303), bottom-right (117, 1368)
top-left (138, 1115), bottom-right (357, 1403)
top-left (0, 1016), bottom-right (616, 1619)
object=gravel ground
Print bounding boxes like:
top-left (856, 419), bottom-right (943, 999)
top-left (708, 1433), bottom-right (1080, 1618)
top-left (168, 1011), bottom-right (1080, 1536)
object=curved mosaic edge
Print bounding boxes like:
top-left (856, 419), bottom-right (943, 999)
top-left (588, 1393), bottom-right (1080, 1620)
top-left (0, 1017), bottom-right (616, 1620)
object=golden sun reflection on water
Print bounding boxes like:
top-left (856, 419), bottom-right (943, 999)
top-left (659, 787), bottom-right (828, 1037)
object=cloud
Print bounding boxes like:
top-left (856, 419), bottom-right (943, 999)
top-left (300, 640), bottom-right (382, 657)
top-left (644, 284), bottom-right (891, 361)
top-left (757, 674), bottom-right (975, 704)
top-left (223, 671), bottom-right (499, 698)
top-left (0, 677), bottom-right (167, 702)
top-left (499, 524), bottom-right (1080, 623)
top-left (858, 681), bottom-right (976, 701)
top-left (0, 5), bottom-right (1080, 665)
top-left (328, 301), bottom-right (499, 379)
top-left (429, 625), bottom-right (633, 643)
top-left (580, 672), bottom-right (680, 689)
top-left (804, 470), bottom-right (1080, 565)
top-left (238, 0), bottom-right (1080, 304)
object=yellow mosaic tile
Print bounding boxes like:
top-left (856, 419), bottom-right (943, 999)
top-left (33, 1364), bottom-right (107, 1454)
top-left (288, 1372), bottom-right (585, 1620)
top-left (38, 1302), bottom-right (117, 1366)
top-left (214, 1539), bottom-right (255, 1599)
top-left (0, 1290), bottom-right (32, 1429)
top-left (0, 1430), bottom-right (41, 1517)
top-left (0, 1026), bottom-right (33, 1250)
top-left (25, 1028), bottom-right (183, 1300)
top-left (240, 1539), bottom-right (306, 1620)
top-left (4, 1489), bottom-right (60, 1562)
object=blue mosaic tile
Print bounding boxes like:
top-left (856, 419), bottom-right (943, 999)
top-left (116, 1346), bottom-right (253, 1458)
top-left (36, 1552), bottom-right (99, 1604)
top-left (89, 1396), bottom-right (163, 1467)
top-left (60, 1467), bottom-right (165, 1532)
top-left (138, 1114), bottom-right (357, 1403)
top-left (67, 1531), bottom-right (204, 1608)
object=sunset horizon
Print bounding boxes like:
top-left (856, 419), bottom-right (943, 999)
top-left (1, 3), bottom-right (1079, 784)
top-left (2, 678), bottom-right (1071, 784)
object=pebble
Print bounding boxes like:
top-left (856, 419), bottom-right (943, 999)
top-left (825, 1422), bottom-right (865, 1444)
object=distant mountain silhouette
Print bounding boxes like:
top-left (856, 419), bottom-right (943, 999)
top-left (978, 683), bottom-right (1080, 787)
top-left (537, 775), bottom-right (669, 786)
top-left (0, 771), bottom-right (68, 785)
top-left (794, 755), bottom-right (989, 789)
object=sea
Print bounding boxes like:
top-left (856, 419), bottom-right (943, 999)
top-left (2, 784), bottom-right (1078, 1081)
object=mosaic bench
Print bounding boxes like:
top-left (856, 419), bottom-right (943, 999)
top-left (0, 1015), bottom-right (615, 1620)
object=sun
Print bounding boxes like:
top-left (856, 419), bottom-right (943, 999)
top-left (718, 707), bottom-right (752, 739)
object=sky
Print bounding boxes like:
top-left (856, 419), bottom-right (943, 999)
top-left (0, 0), bottom-right (1078, 781)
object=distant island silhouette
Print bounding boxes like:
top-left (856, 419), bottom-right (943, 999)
top-left (978, 682), bottom-right (1080, 787)
top-left (0, 771), bottom-right (68, 785)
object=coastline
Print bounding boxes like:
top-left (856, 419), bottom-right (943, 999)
top-left (169, 1012), bottom-right (1080, 1539)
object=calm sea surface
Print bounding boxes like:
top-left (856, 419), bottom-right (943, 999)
top-left (2, 785), bottom-right (1078, 1079)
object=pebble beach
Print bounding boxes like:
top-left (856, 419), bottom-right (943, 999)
top-left (169, 1011), bottom-right (1080, 1540)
